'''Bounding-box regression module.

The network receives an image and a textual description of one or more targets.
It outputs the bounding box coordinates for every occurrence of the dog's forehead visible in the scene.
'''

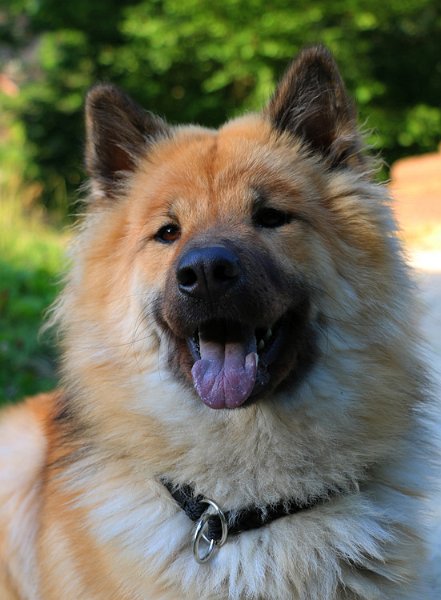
[132,115,309,220]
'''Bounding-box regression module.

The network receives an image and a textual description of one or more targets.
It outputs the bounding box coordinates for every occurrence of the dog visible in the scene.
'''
[0,45,437,599]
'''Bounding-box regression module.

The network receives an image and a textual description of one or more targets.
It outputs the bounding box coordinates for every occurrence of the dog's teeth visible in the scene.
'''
[192,331,200,356]
[265,328,272,341]
[258,340,265,351]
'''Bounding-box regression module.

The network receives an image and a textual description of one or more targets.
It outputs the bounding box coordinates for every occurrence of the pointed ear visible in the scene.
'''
[266,46,364,170]
[85,84,169,197]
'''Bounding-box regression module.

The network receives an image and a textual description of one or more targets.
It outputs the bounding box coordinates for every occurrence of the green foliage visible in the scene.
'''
[1,0,441,208]
[0,189,65,404]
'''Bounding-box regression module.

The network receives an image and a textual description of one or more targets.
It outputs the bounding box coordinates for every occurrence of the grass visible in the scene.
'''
[0,178,67,405]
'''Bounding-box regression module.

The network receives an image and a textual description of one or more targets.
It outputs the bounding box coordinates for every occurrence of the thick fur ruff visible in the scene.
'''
[0,46,437,599]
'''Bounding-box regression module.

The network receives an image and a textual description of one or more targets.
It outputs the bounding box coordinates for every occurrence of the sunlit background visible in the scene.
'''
[1,0,440,402]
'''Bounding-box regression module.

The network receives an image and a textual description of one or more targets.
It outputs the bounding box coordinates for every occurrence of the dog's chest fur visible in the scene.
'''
[34,371,432,600]
[46,448,427,600]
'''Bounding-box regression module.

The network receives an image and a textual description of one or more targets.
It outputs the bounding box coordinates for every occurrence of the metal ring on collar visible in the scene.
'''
[192,497,228,564]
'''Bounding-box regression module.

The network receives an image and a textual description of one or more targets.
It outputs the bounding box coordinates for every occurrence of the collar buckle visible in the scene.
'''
[192,497,228,564]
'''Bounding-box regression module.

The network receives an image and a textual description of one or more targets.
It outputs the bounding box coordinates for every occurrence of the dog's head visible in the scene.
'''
[55,46,418,484]
[77,46,388,412]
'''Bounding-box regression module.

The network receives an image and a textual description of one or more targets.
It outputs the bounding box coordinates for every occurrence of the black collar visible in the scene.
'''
[162,479,344,542]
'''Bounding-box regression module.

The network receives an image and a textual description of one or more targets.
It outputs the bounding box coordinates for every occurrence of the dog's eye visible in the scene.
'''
[155,223,181,244]
[253,207,292,229]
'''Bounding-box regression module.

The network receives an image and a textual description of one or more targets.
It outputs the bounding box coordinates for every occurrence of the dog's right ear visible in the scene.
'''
[266,46,364,170]
[85,84,169,198]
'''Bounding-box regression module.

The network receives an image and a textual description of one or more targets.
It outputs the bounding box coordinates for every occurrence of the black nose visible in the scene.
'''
[176,245,241,300]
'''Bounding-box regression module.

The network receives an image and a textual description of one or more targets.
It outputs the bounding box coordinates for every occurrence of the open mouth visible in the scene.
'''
[186,316,290,409]
[159,239,317,411]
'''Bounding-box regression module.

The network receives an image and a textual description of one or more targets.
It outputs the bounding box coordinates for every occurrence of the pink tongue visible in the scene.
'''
[191,330,258,409]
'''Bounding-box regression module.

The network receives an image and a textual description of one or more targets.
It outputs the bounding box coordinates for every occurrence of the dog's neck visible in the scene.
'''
[162,477,350,541]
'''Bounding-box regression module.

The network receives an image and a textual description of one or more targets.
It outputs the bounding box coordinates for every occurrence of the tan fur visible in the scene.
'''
[0,47,437,599]
[0,394,54,600]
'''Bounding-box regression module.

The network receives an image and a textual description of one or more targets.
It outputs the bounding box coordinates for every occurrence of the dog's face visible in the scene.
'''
[80,46,387,414]
[131,125,321,411]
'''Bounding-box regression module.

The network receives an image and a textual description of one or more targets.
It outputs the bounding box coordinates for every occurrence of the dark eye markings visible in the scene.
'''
[251,187,309,230]
[154,223,181,244]
[252,206,293,229]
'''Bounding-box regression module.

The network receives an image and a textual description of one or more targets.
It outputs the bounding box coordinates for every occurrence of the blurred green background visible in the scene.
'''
[1,0,440,403]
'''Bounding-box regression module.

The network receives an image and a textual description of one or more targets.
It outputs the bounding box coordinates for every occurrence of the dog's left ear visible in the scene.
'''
[266,45,364,170]
[85,84,169,197]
